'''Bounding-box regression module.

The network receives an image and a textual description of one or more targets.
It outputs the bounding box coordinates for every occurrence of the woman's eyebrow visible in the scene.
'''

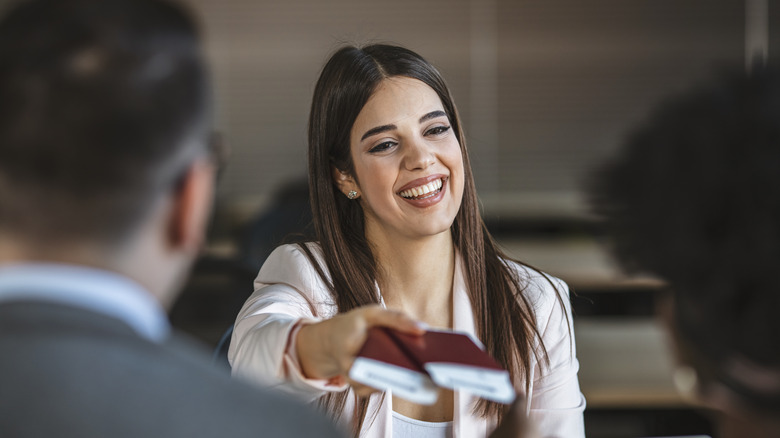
[361,124,396,141]
[419,110,447,124]
[360,110,447,142]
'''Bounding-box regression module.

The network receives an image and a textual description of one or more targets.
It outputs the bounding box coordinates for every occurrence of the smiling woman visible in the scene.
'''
[335,76,464,244]
[228,44,586,438]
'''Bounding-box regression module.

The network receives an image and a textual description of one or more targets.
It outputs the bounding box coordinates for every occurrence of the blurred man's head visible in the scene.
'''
[0,0,215,304]
[591,65,780,423]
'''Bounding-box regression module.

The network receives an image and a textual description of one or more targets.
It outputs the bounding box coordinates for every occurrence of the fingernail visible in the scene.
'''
[415,321,430,330]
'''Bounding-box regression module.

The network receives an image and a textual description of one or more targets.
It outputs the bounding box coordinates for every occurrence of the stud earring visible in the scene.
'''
[347,190,358,200]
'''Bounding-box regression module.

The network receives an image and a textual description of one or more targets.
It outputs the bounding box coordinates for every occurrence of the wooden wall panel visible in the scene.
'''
[0,0,750,220]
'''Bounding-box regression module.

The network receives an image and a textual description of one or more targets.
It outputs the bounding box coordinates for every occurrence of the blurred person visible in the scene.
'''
[590,64,780,437]
[239,176,313,271]
[0,0,344,437]
[229,44,585,437]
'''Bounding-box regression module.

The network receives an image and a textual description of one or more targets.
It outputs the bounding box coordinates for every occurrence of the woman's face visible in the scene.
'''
[337,76,465,243]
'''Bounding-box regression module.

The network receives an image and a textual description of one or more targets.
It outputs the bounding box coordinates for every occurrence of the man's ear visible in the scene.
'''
[167,159,215,252]
[331,165,358,198]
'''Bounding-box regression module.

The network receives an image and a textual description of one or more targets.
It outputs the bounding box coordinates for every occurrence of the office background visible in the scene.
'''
[173,2,771,436]
[184,0,767,220]
[2,0,773,436]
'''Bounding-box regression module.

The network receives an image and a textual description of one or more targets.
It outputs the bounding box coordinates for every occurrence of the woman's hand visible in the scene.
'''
[295,305,425,385]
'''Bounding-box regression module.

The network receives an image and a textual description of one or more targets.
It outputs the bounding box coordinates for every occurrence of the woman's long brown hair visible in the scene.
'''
[303,44,567,436]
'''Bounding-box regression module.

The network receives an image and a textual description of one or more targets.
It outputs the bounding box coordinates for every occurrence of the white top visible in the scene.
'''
[229,243,586,438]
[0,263,170,342]
[392,411,452,438]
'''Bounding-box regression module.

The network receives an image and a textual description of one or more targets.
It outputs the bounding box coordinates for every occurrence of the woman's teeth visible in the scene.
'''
[399,178,443,199]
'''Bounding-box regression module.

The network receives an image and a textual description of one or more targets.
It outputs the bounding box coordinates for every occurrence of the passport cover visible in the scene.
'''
[348,327,515,404]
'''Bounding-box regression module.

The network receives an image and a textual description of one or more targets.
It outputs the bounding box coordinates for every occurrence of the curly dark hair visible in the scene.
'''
[589,64,780,412]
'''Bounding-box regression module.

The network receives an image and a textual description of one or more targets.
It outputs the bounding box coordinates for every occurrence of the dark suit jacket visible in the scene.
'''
[0,301,344,437]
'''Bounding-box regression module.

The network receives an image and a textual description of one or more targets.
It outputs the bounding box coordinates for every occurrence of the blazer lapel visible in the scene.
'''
[451,254,492,437]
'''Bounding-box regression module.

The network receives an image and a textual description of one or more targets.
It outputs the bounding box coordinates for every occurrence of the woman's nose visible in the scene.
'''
[403,139,435,171]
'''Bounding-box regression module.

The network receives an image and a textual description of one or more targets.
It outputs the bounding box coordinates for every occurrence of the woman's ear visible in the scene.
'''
[331,166,359,199]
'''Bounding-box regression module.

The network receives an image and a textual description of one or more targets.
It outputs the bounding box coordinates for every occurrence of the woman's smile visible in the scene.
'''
[398,175,447,201]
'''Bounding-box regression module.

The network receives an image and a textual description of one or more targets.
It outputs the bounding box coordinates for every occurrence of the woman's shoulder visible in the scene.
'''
[502,258,571,326]
[255,242,331,292]
[503,258,569,298]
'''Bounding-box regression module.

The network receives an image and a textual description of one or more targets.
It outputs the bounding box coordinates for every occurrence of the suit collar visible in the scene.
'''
[0,263,170,342]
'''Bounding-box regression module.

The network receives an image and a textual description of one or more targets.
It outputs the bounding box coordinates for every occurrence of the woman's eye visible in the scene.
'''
[426,125,451,136]
[369,141,396,153]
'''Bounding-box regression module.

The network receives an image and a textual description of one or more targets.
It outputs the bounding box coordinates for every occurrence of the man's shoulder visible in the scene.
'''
[155,334,344,437]
[0,302,343,438]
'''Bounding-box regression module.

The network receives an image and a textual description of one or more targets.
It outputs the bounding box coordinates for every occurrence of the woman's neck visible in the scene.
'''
[370,231,455,328]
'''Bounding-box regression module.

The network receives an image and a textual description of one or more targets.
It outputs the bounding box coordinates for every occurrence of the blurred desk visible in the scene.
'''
[575,318,686,408]
[497,236,686,408]
[497,236,661,290]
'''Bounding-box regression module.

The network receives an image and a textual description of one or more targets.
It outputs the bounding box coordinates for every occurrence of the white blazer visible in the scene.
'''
[229,244,586,437]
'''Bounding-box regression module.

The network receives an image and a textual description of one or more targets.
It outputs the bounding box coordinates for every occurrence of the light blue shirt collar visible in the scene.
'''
[0,263,171,342]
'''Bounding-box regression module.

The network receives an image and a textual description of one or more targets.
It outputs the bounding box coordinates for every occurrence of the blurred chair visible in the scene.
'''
[238,177,314,273]
[205,177,315,368]
[169,255,257,355]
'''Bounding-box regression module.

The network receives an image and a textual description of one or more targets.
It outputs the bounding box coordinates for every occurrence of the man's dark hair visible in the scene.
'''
[589,65,780,412]
[0,0,210,245]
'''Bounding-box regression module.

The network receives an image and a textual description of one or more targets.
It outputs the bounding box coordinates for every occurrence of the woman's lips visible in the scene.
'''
[398,177,443,200]
[397,176,447,207]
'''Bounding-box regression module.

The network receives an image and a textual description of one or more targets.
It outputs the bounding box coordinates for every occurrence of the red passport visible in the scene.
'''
[348,327,515,405]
